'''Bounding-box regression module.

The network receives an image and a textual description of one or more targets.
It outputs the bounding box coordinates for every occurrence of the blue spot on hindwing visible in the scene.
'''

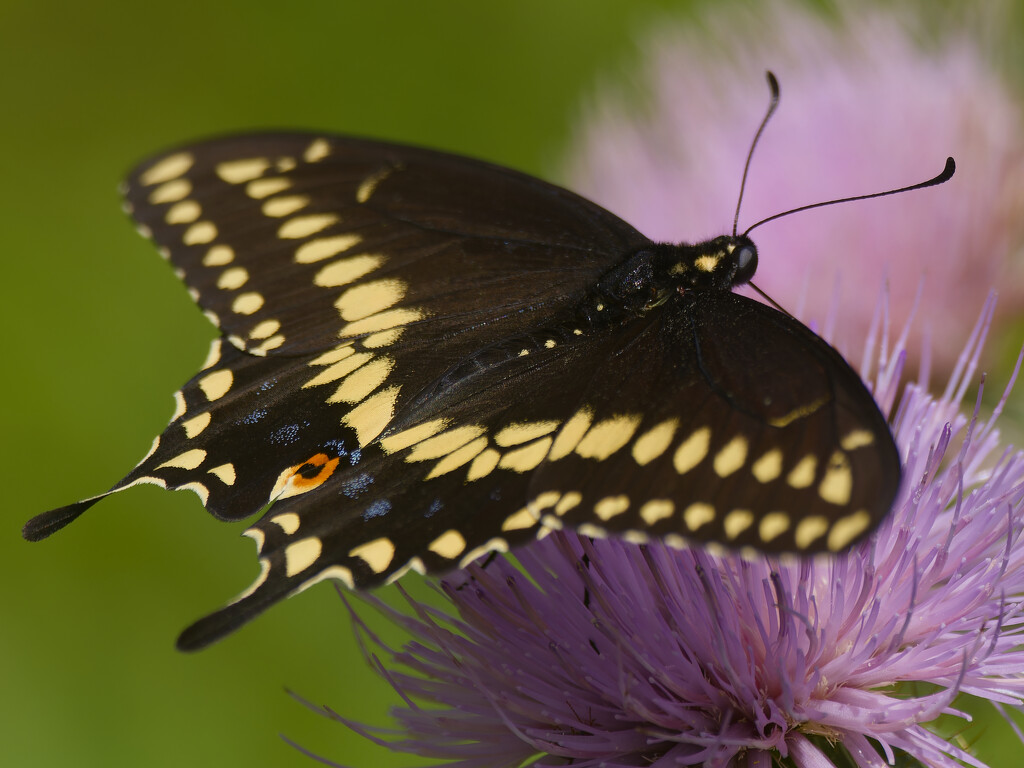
[362,499,391,520]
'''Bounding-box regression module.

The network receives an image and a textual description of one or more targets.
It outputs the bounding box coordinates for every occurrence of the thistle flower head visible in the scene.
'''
[303,297,1024,768]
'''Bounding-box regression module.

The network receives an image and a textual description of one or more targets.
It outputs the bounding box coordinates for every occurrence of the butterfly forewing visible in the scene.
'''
[26,131,903,650]
[124,133,648,356]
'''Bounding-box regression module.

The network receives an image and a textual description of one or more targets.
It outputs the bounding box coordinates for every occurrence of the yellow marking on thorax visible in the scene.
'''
[165,200,201,224]
[278,213,339,239]
[157,448,207,471]
[428,530,466,560]
[494,420,560,447]
[314,253,383,285]
[787,455,817,488]
[216,157,270,184]
[673,426,710,474]
[575,414,642,460]
[148,178,192,204]
[631,419,678,466]
[140,152,194,186]
[694,253,722,272]
[343,386,400,444]
[350,538,395,574]
[713,436,749,477]
[182,412,211,438]
[198,369,233,400]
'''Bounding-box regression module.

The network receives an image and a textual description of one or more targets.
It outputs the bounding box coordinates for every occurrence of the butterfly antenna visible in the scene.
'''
[743,157,956,237]
[733,71,781,237]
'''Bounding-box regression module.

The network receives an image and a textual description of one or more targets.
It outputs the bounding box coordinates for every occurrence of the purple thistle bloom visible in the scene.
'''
[299,298,1024,767]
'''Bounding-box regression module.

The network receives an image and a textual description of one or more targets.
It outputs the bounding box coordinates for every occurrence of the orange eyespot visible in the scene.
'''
[271,452,341,501]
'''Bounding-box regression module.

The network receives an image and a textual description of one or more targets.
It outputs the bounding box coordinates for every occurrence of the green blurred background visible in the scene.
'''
[2,1,1022,766]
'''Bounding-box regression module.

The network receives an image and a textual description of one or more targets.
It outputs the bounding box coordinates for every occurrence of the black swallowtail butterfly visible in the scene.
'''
[24,76,952,651]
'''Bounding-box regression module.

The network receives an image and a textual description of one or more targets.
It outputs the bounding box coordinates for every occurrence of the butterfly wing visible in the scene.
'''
[121,132,648,355]
[25,132,650,539]
[25,132,901,651]
[528,289,900,554]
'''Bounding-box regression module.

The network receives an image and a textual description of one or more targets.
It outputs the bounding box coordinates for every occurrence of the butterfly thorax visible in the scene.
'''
[586,234,759,321]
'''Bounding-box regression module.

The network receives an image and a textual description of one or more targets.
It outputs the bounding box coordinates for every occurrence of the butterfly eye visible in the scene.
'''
[733,242,758,285]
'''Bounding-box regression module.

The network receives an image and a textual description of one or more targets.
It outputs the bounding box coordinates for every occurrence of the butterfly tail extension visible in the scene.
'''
[22,496,108,542]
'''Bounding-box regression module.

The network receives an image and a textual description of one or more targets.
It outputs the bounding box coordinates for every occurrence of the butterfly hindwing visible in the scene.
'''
[528,290,899,554]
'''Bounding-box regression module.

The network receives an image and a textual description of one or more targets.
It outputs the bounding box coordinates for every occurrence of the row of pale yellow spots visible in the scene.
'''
[132,137,875,603]
[136,137,416,361]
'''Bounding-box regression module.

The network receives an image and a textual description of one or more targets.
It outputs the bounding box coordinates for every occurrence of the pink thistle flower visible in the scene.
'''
[299,298,1024,768]
[564,1,1024,372]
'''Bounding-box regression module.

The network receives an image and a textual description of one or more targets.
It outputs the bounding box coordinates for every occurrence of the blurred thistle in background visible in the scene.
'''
[310,2,1024,767]
[566,0,1024,376]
